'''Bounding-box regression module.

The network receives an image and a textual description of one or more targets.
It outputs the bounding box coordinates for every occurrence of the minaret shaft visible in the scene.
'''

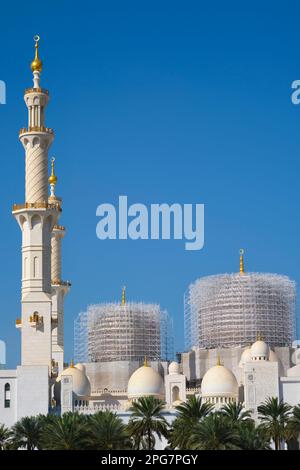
[13,39,59,372]
[51,231,62,282]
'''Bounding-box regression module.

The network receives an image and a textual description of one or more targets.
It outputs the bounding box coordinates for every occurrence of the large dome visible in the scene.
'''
[201,364,238,399]
[58,364,91,397]
[127,365,164,399]
[185,272,296,350]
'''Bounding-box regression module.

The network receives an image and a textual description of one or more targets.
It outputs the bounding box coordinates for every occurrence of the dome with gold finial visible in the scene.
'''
[201,355,238,402]
[31,35,43,73]
[127,359,164,400]
[55,360,91,398]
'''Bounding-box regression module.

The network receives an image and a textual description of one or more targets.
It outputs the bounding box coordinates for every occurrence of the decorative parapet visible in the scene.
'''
[53,224,65,231]
[51,280,72,287]
[186,388,201,394]
[24,87,49,95]
[91,389,127,396]
[75,403,122,414]
[12,202,62,212]
[19,126,54,136]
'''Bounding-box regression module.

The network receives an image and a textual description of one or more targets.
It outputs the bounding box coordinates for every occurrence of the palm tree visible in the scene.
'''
[88,411,130,450]
[11,416,43,450]
[257,397,292,450]
[127,396,168,450]
[169,396,213,449]
[0,424,12,450]
[236,420,271,450]
[188,412,240,450]
[221,402,253,425]
[285,404,300,449]
[41,412,90,450]
[175,395,214,420]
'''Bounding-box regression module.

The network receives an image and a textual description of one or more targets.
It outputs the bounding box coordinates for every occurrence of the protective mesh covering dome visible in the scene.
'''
[184,272,296,350]
[74,302,174,363]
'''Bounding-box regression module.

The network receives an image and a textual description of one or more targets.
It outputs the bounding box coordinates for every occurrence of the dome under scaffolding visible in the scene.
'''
[184,252,296,350]
[74,291,174,363]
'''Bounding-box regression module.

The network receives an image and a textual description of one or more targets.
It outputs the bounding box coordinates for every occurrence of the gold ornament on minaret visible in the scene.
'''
[121,286,126,305]
[31,35,43,73]
[239,248,245,274]
[49,157,57,185]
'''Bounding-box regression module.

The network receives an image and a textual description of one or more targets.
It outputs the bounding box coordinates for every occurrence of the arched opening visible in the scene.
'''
[4,383,10,408]
[172,385,180,403]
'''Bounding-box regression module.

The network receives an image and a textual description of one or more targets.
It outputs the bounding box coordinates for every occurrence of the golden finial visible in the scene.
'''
[121,286,126,305]
[144,356,149,367]
[70,359,74,368]
[239,248,245,274]
[49,157,57,185]
[216,352,222,366]
[257,332,264,341]
[31,35,43,73]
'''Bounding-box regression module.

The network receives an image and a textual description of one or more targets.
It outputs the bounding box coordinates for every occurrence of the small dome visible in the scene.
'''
[201,365,238,399]
[128,365,164,399]
[168,361,180,375]
[75,363,86,373]
[250,340,270,361]
[239,348,252,367]
[58,365,91,397]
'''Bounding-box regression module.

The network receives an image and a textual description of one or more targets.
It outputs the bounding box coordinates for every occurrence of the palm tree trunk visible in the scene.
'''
[148,428,151,450]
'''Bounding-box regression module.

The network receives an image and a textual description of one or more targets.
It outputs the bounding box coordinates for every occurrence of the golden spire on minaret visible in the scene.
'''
[239,248,245,274]
[49,157,57,186]
[31,35,43,73]
[144,356,149,367]
[216,352,222,366]
[121,286,126,305]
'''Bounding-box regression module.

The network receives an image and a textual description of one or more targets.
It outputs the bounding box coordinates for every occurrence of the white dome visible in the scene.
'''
[239,348,252,367]
[250,340,269,361]
[168,361,180,375]
[201,365,238,399]
[75,363,86,373]
[58,365,91,397]
[127,365,164,399]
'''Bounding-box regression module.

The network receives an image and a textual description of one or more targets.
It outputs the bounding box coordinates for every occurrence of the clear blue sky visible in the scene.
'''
[1,1,299,368]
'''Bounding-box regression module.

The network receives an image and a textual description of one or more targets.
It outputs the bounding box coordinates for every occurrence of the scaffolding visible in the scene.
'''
[184,272,296,350]
[74,302,174,363]
[74,312,89,363]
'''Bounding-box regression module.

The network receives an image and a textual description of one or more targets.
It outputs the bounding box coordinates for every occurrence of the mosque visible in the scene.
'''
[0,38,300,450]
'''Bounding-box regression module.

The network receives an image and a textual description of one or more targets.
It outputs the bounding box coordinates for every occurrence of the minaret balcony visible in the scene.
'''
[51,279,72,288]
[29,313,43,328]
[15,318,22,329]
[19,126,54,136]
[12,201,62,213]
[24,87,49,95]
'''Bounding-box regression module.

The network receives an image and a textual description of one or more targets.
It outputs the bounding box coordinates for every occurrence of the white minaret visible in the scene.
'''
[48,158,70,375]
[13,36,59,372]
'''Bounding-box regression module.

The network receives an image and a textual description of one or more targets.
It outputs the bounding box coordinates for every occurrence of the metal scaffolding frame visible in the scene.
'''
[74,302,174,363]
[184,272,296,350]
